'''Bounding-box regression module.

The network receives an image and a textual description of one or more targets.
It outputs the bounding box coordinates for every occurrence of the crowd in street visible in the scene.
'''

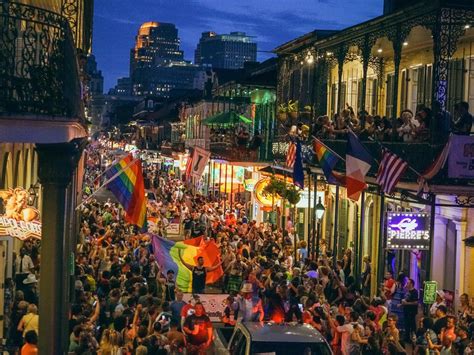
[5,139,474,355]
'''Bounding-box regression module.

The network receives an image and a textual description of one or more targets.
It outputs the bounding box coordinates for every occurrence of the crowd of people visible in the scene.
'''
[4,137,474,355]
[309,101,472,142]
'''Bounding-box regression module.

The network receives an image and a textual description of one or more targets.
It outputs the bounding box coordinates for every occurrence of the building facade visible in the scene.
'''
[273,0,474,303]
[0,1,93,352]
[195,31,257,69]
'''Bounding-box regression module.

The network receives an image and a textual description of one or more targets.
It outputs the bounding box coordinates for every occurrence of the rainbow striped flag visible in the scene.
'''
[152,235,223,292]
[105,154,147,228]
[313,138,344,185]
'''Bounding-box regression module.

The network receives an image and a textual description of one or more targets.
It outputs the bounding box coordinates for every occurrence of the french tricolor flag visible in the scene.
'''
[346,131,374,201]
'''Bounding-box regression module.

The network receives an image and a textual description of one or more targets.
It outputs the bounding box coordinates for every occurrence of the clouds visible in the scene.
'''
[93,0,382,90]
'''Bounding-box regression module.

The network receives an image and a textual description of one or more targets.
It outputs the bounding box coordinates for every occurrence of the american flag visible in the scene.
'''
[376,149,408,194]
[286,142,296,168]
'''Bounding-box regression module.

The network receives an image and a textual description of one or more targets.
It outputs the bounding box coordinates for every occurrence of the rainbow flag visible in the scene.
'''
[313,139,344,184]
[106,154,147,228]
[152,235,223,292]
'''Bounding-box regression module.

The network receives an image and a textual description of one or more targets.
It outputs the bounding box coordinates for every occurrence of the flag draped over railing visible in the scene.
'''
[376,149,408,194]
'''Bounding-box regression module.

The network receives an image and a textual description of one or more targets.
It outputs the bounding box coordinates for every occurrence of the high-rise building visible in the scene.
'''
[130,22,200,97]
[194,31,257,69]
[130,22,184,74]
[86,54,104,94]
[110,77,133,96]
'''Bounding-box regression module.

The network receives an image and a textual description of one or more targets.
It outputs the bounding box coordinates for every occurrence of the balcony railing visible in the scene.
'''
[209,141,259,162]
[272,134,451,183]
[0,2,83,119]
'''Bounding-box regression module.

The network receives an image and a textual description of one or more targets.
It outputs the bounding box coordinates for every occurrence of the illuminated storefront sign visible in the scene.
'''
[386,212,430,250]
[0,188,41,240]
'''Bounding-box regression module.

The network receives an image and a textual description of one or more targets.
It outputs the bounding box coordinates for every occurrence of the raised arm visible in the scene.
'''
[178,249,194,271]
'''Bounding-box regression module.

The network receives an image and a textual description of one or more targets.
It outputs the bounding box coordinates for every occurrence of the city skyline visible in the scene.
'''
[93,0,382,91]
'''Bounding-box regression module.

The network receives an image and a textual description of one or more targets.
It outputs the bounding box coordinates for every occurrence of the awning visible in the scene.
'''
[259,165,293,179]
[202,111,252,126]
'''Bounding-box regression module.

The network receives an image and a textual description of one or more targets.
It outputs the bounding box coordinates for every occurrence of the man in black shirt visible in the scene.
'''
[183,302,213,353]
[178,253,224,294]
[400,278,418,341]
[164,269,176,302]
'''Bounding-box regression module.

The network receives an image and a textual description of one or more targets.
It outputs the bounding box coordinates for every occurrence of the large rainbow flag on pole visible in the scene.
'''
[152,235,223,292]
[105,154,147,228]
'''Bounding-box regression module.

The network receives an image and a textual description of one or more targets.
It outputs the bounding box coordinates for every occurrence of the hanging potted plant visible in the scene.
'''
[277,103,288,121]
[263,176,287,198]
[300,105,312,120]
[287,100,299,120]
[283,185,301,206]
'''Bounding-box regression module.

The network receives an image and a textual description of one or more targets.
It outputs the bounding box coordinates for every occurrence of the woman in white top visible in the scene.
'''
[397,110,419,142]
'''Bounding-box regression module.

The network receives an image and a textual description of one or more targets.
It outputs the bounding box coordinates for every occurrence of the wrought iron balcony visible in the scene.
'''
[320,139,445,182]
[271,134,453,183]
[210,141,259,162]
[0,2,83,120]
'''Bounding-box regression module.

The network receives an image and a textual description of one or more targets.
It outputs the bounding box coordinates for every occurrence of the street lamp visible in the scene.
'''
[315,197,325,258]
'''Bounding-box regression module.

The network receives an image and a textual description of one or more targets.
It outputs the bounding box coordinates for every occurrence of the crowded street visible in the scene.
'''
[1,0,474,354]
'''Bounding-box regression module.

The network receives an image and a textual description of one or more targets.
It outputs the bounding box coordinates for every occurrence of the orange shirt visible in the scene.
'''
[21,343,38,355]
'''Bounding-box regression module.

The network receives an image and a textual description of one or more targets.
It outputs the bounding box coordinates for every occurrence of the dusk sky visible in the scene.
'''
[93,0,383,91]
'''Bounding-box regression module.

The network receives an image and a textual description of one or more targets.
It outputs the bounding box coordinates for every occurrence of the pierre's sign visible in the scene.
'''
[386,212,430,250]
[448,135,474,179]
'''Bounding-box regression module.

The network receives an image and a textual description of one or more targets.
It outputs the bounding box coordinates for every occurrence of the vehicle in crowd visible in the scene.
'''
[214,322,333,355]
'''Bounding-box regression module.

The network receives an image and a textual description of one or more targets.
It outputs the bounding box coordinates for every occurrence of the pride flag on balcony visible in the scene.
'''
[105,154,147,228]
[151,235,223,292]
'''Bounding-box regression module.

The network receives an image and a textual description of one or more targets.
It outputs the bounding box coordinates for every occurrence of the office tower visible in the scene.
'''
[194,31,257,69]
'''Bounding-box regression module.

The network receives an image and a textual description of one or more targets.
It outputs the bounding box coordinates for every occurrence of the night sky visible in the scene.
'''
[93,0,383,91]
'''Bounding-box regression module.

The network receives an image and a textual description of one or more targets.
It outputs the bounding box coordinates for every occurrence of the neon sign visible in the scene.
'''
[386,212,430,250]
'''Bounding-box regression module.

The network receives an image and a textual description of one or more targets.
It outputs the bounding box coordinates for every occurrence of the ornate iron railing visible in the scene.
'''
[0,1,83,119]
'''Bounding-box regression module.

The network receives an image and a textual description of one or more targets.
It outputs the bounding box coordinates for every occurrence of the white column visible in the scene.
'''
[454,220,467,309]
[432,217,447,288]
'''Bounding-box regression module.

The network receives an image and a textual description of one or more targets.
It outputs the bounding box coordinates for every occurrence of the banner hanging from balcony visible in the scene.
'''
[386,212,431,250]
[191,147,211,179]
[448,135,474,179]
[0,188,41,240]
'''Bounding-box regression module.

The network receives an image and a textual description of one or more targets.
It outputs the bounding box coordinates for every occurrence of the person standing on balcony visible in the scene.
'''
[453,101,473,135]
[397,110,419,142]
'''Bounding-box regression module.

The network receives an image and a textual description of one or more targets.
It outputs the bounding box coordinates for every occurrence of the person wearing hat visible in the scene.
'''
[430,290,446,318]
[22,274,38,305]
[237,283,264,322]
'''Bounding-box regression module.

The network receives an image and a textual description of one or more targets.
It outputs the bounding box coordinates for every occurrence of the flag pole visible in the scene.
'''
[76,157,139,210]
[311,136,346,162]
[367,137,422,177]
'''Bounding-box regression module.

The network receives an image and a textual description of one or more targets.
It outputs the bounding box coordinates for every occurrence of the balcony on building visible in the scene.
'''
[274,0,474,187]
[0,1,88,144]
[183,78,276,163]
